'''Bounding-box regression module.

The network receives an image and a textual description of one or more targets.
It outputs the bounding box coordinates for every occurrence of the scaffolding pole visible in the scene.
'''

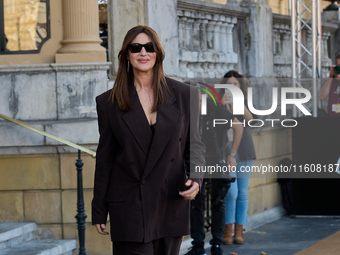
[290,0,322,117]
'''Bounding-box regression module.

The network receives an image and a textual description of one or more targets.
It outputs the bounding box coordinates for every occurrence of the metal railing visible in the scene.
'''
[0,113,94,255]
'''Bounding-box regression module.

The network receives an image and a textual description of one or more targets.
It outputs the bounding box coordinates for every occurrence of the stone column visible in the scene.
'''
[186,18,195,51]
[179,61,188,78]
[207,20,216,50]
[178,14,187,50]
[146,0,179,77]
[282,27,291,59]
[321,32,332,78]
[226,23,234,54]
[107,0,179,78]
[282,29,292,77]
[214,19,222,52]
[56,0,106,63]
[220,21,228,55]
[272,26,280,56]
[193,20,201,52]
[245,0,274,77]
[322,32,331,61]
[200,20,208,51]
[202,62,209,78]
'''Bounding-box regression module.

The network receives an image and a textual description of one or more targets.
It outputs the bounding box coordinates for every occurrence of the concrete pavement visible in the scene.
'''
[182,216,340,255]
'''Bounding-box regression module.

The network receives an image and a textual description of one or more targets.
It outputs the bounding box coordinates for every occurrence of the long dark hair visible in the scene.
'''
[222,70,247,97]
[109,25,167,112]
[336,52,340,61]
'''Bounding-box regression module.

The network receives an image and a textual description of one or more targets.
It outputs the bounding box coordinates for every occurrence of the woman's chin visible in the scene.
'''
[133,67,154,74]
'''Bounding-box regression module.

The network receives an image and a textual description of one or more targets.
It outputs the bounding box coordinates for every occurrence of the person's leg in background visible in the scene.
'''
[224,147,240,245]
[233,159,252,244]
[210,178,226,254]
[234,160,252,225]
[185,179,206,255]
[223,178,237,244]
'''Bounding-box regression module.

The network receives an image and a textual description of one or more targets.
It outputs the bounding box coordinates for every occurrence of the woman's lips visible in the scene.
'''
[138,59,149,63]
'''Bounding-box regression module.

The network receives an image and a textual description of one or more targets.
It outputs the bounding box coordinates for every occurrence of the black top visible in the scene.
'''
[150,123,156,136]
[233,101,256,161]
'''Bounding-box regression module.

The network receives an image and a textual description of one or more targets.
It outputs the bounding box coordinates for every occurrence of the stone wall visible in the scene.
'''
[0,62,110,254]
[0,153,111,254]
[248,128,292,217]
[0,63,109,150]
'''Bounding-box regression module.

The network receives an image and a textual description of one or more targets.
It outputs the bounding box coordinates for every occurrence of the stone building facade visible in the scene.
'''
[0,0,339,254]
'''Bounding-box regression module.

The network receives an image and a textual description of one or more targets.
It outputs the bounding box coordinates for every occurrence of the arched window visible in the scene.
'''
[0,0,50,54]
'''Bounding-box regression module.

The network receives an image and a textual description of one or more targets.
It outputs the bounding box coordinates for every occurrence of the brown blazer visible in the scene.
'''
[92,77,205,243]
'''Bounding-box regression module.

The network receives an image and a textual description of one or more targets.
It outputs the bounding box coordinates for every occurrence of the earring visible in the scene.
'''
[127,60,130,72]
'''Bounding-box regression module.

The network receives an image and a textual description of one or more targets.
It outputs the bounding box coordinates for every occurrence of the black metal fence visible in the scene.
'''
[75,150,87,255]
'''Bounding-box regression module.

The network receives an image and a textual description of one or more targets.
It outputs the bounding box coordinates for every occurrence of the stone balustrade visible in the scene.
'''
[273,22,292,78]
[177,10,238,79]
[273,14,333,78]
[321,31,332,78]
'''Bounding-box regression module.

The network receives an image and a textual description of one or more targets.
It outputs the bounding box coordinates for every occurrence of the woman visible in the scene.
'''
[222,70,256,245]
[91,25,205,255]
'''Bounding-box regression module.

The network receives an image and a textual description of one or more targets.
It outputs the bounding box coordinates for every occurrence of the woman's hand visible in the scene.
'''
[94,224,109,235]
[222,92,232,105]
[227,154,237,169]
[179,179,199,200]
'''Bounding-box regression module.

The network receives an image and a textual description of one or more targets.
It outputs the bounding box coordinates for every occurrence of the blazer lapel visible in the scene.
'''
[142,92,180,179]
[122,85,152,156]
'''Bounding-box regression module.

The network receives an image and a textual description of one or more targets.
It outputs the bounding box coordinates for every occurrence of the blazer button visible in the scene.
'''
[179,137,182,141]
[141,180,146,185]
[171,157,176,162]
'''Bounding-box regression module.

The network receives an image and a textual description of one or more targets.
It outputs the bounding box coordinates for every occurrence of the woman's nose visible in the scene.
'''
[140,47,147,55]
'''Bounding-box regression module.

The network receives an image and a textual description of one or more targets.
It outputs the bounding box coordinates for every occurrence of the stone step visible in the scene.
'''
[0,222,36,250]
[0,239,77,255]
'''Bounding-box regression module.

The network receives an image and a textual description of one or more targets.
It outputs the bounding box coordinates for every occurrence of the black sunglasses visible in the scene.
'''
[128,43,155,53]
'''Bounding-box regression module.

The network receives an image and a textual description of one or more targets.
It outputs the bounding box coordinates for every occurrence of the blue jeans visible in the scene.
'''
[225,149,252,225]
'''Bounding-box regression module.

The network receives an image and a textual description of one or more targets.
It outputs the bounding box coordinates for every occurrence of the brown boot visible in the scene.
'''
[234,224,245,244]
[223,224,233,245]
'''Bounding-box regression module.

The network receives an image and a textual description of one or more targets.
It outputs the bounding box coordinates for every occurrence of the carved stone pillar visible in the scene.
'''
[193,21,201,51]
[186,18,194,51]
[207,20,216,50]
[187,63,195,78]
[178,15,187,50]
[282,29,291,59]
[220,22,228,55]
[214,19,222,52]
[272,26,280,56]
[246,0,273,77]
[194,63,204,78]
[226,23,234,53]
[200,20,208,51]
[56,0,106,63]
[208,63,216,78]
[202,62,209,78]
[322,32,331,61]
[179,61,188,78]
[322,32,332,78]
